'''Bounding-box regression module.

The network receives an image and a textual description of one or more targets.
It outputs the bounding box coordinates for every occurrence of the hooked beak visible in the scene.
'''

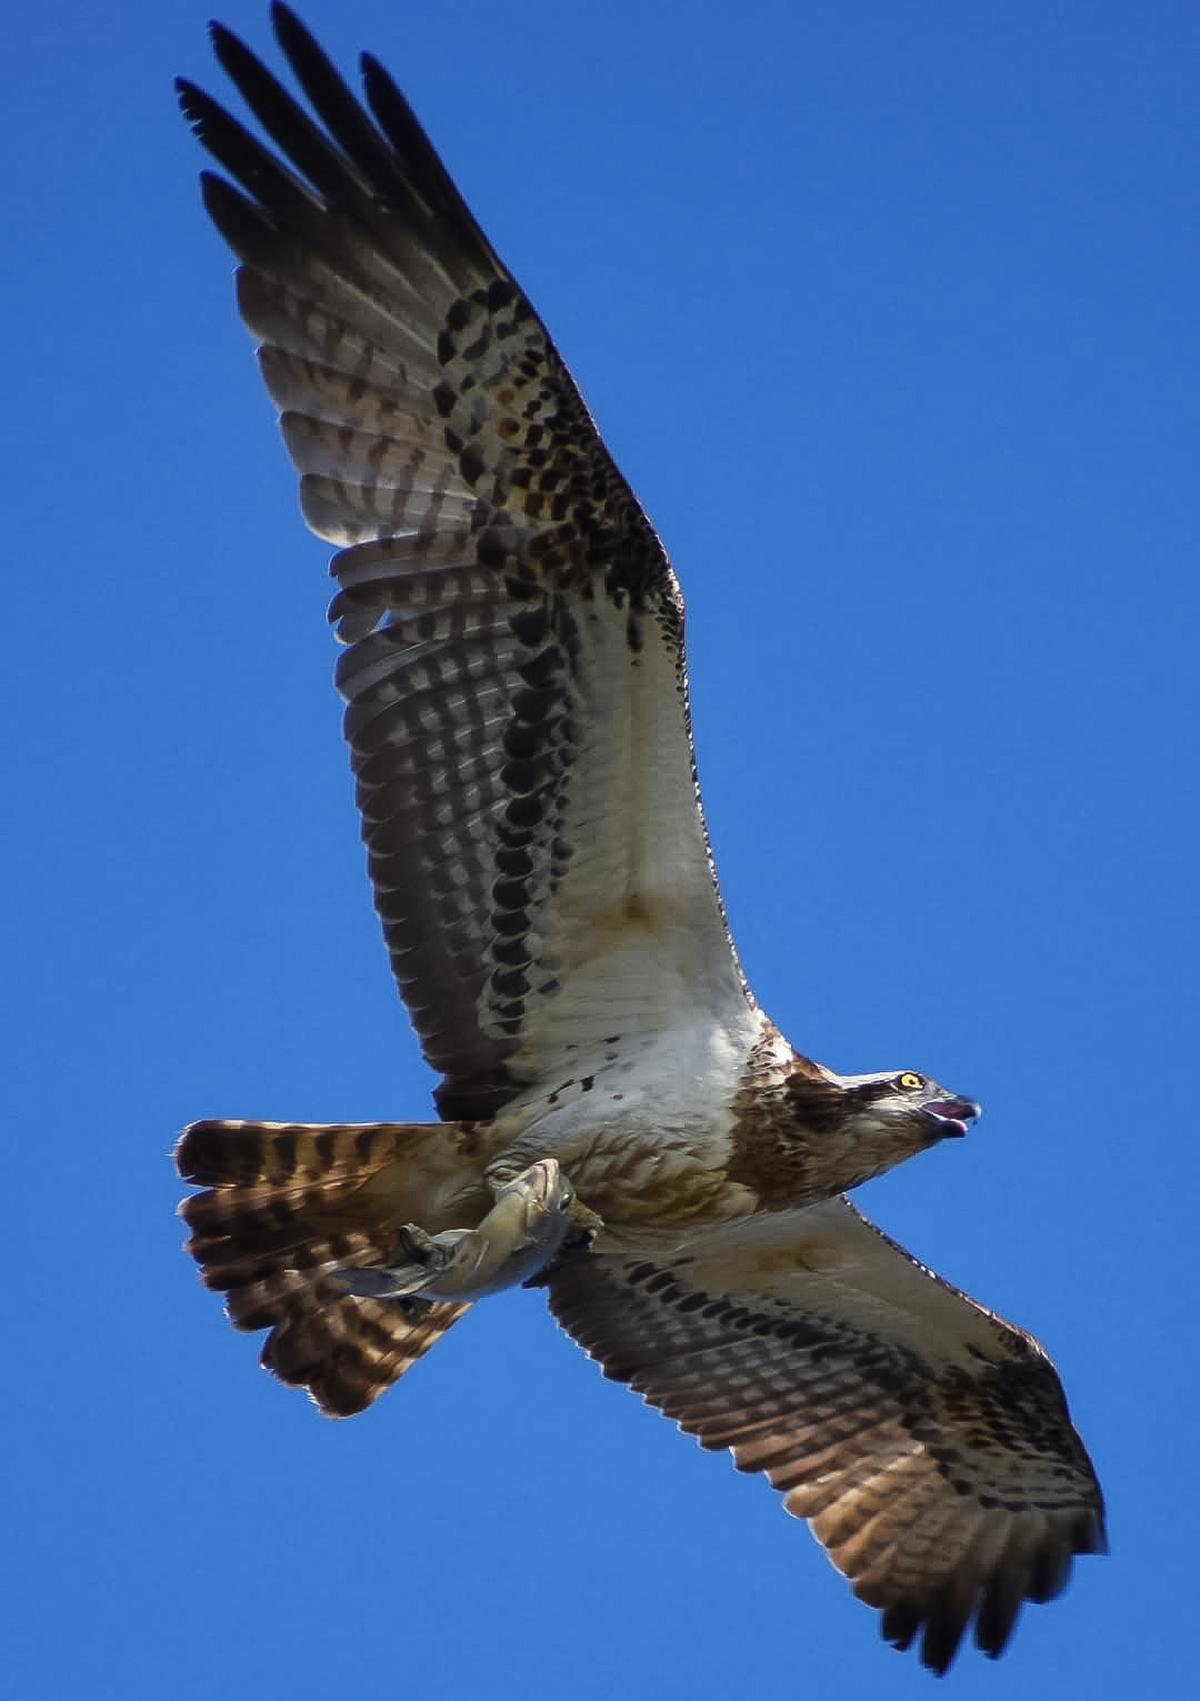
[922,1097,982,1139]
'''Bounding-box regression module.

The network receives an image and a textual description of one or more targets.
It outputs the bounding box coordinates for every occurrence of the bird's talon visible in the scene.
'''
[567,1195,604,1240]
[395,1222,439,1265]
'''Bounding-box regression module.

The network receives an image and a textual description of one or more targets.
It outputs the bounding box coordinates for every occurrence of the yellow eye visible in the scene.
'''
[897,1072,924,1091]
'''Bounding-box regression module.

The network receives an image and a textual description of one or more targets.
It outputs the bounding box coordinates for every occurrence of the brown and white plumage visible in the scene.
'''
[547,1202,1103,1672]
[179,6,749,1128]
[175,6,1104,1673]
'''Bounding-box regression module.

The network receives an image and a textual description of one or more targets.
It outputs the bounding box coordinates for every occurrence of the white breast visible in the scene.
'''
[499,1000,765,1173]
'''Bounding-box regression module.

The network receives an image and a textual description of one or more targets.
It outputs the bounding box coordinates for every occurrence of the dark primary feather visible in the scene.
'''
[178,3,745,1125]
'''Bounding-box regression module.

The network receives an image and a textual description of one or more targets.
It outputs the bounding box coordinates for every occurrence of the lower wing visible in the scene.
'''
[546,1197,1105,1673]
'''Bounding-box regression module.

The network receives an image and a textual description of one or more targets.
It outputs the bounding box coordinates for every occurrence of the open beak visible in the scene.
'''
[922,1097,982,1138]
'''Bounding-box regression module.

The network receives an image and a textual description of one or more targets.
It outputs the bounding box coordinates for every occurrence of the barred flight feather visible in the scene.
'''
[547,1201,1104,1675]
[178,5,749,1124]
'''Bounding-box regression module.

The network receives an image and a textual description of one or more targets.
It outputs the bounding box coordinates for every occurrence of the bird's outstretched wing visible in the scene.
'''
[547,1198,1105,1674]
[179,5,750,1121]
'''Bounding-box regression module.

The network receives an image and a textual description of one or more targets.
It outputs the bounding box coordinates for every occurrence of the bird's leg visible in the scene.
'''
[521,1195,603,1290]
[332,1224,468,1301]
[563,1194,604,1241]
[392,1222,442,1266]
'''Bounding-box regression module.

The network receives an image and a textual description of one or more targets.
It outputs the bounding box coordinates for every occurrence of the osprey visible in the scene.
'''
[175,5,1105,1675]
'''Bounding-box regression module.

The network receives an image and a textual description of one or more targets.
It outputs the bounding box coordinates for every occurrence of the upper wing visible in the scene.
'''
[546,1198,1105,1674]
[180,6,750,1120]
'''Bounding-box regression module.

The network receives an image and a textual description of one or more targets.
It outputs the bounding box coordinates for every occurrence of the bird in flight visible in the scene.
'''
[175,5,1105,1674]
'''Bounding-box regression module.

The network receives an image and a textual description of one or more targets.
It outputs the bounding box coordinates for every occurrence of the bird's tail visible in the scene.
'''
[175,1118,493,1416]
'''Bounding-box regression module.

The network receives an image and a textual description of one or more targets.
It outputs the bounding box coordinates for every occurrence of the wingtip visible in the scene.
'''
[175,75,204,126]
[270,0,321,68]
[919,1600,972,1676]
[1086,1511,1110,1558]
[904,1629,960,1676]
[269,0,303,39]
[879,1602,919,1654]
[360,49,409,121]
[208,16,265,85]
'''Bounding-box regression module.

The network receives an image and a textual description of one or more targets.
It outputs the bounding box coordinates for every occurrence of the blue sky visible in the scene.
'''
[5,1,1197,1694]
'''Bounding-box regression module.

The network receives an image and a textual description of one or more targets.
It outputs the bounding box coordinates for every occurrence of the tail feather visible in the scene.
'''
[177,1117,473,1188]
[176,1117,491,1416]
[259,1275,466,1418]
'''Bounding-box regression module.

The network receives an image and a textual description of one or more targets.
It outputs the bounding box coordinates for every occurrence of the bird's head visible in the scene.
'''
[782,1065,982,1196]
[837,1069,982,1144]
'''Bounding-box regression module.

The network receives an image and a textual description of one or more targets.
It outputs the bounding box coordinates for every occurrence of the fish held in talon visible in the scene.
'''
[333,1158,580,1302]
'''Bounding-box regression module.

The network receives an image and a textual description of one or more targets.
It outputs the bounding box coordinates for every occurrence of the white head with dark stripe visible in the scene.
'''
[828,1068,982,1143]
[813,1066,981,1183]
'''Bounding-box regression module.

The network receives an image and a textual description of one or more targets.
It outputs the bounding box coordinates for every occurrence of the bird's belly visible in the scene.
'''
[563,1127,755,1225]
[489,1022,759,1225]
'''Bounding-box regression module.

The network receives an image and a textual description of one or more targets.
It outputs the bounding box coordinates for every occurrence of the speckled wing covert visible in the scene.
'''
[177,4,749,1122]
[547,1199,1105,1675]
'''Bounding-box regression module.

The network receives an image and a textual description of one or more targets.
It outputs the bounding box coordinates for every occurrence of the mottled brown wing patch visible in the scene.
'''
[180,9,747,1121]
[547,1206,1104,1674]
